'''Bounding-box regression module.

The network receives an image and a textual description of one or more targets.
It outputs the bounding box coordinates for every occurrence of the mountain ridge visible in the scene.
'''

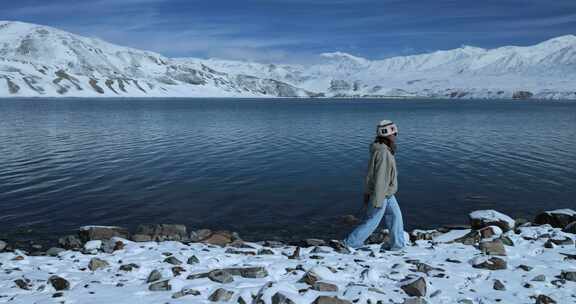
[1,21,575,99]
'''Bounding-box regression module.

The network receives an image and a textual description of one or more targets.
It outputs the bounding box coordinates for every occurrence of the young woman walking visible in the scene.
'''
[344,120,407,250]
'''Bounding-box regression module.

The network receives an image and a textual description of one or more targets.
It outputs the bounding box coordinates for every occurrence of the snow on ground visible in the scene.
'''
[1,225,575,304]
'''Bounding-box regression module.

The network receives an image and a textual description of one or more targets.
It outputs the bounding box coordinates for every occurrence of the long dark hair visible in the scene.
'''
[374,136,396,155]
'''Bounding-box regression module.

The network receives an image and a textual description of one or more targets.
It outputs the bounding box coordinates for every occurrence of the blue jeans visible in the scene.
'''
[344,195,407,250]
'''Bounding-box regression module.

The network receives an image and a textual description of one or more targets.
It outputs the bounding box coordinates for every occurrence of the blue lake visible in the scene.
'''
[0,98,575,241]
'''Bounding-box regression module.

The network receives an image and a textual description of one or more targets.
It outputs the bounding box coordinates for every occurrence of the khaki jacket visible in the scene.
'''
[364,142,398,208]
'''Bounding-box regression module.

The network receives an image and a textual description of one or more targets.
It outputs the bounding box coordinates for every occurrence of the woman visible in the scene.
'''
[344,120,407,250]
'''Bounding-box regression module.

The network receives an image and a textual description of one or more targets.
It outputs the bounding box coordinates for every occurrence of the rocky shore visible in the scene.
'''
[1,209,575,304]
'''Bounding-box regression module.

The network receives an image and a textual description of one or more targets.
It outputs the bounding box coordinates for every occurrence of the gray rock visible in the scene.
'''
[235,267,268,278]
[500,236,515,246]
[258,248,275,255]
[563,221,576,234]
[172,288,200,299]
[299,270,320,285]
[534,209,576,229]
[452,231,481,245]
[131,234,152,242]
[187,255,200,264]
[472,257,507,270]
[58,235,82,250]
[147,270,162,283]
[88,258,109,271]
[48,275,70,291]
[410,230,442,242]
[208,288,234,302]
[493,279,506,290]
[518,264,533,271]
[190,229,213,242]
[549,237,574,246]
[14,278,30,290]
[0,240,6,251]
[328,240,351,254]
[403,298,429,304]
[208,269,234,283]
[79,226,130,242]
[46,247,66,257]
[560,271,576,282]
[479,240,507,256]
[119,263,139,271]
[164,256,182,265]
[136,224,188,242]
[469,210,515,232]
[149,280,171,291]
[201,231,235,246]
[313,296,351,304]
[312,281,339,292]
[532,275,546,282]
[303,238,326,247]
[400,276,427,297]
[272,292,296,304]
[535,294,557,304]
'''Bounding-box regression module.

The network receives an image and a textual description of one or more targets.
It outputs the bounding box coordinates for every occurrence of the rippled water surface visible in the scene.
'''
[1,98,575,241]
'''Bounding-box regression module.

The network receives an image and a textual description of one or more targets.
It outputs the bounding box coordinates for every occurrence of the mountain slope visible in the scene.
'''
[1,21,575,99]
[0,21,316,98]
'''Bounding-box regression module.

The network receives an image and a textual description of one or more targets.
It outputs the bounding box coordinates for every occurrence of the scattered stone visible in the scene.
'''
[469,210,515,232]
[445,258,462,263]
[48,275,70,291]
[88,258,109,271]
[79,225,130,242]
[500,236,515,246]
[563,221,576,234]
[367,229,390,244]
[479,239,507,256]
[410,229,442,242]
[472,257,507,270]
[149,280,171,291]
[549,237,574,246]
[131,234,152,242]
[532,275,546,282]
[52,292,64,298]
[534,209,576,229]
[208,269,234,283]
[208,288,234,302]
[452,230,480,245]
[164,256,182,265]
[135,224,188,242]
[119,263,139,271]
[313,296,352,304]
[202,231,235,246]
[313,281,339,292]
[258,248,275,255]
[172,288,200,299]
[303,238,326,247]
[222,267,269,278]
[190,229,213,242]
[147,270,162,283]
[46,247,66,257]
[430,290,442,298]
[14,278,30,290]
[328,240,351,254]
[272,292,296,304]
[289,247,300,259]
[560,270,576,282]
[172,266,186,276]
[58,235,82,250]
[517,264,533,271]
[535,294,557,304]
[187,255,200,264]
[403,298,429,304]
[493,279,506,290]
[225,248,256,255]
[478,226,502,239]
[400,276,427,297]
[299,270,320,285]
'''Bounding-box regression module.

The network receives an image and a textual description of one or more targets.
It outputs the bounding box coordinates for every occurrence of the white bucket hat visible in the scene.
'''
[376,120,398,137]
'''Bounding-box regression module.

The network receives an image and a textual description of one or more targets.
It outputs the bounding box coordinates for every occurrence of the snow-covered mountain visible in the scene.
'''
[1,21,575,99]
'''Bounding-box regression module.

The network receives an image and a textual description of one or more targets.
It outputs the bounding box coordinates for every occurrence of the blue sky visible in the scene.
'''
[1,0,575,63]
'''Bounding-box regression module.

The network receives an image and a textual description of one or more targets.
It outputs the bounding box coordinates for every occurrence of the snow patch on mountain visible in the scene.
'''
[1,21,575,99]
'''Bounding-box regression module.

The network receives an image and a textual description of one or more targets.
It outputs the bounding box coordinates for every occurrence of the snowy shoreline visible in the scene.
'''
[1,209,575,304]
